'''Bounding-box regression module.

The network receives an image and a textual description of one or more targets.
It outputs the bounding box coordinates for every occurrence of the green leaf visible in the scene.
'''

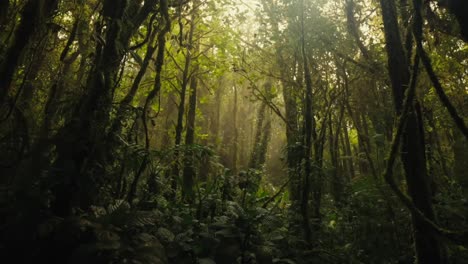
[157,227,175,242]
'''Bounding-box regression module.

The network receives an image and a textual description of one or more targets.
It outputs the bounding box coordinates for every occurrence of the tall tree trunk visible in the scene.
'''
[51,0,160,215]
[172,5,196,197]
[249,102,267,169]
[51,0,129,215]
[161,94,177,148]
[264,0,301,203]
[341,122,355,181]
[182,58,199,203]
[340,64,355,181]
[119,0,172,204]
[249,92,272,171]
[378,0,444,262]
[300,0,313,243]
[258,115,271,167]
[42,19,80,137]
[282,81,301,202]
[330,103,345,205]
[232,84,238,174]
[312,114,326,229]
[14,20,81,194]
[210,78,223,149]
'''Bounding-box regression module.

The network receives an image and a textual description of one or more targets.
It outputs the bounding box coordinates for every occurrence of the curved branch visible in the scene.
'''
[383,0,468,245]
[142,0,171,149]
[416,44,468,139]
[412,0,468,139]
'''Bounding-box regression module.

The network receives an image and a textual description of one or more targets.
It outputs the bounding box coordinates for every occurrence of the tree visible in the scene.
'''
[50,0,162,214]
[378,0,444,261]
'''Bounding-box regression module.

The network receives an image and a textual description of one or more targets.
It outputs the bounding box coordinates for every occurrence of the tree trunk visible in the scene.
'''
[300,0,313,242]
[258,115,271,167]
[108,29,158,140]
[182,60,199,203]
[249,102,267,169]
[50,0,160,214]
[266,2,301,203]
[379,0,444,262]
[341,122,355,181]
[330,103,345,205]
[249,93,272,171]
[172,5,196,197]
[0,0,58,107]
[232,84,238,174]
[210,78,224,149]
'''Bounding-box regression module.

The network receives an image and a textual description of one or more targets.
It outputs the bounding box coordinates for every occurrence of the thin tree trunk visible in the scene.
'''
[340,123,354,182]
[300,0,313,243]
[161,94,177,149]
[232,84,238,174]
[182,59,199,203]
[171,5,196,197]
[210,78,223,149]
[330,103,345,205]
[108,29,158,140]
[258,114,271,167]
[125,0,172,204]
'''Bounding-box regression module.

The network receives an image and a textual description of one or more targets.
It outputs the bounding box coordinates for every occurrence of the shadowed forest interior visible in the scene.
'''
[0,0,468,263]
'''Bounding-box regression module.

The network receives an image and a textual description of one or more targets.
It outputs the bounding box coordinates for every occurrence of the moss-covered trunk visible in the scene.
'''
[379,0,444,262]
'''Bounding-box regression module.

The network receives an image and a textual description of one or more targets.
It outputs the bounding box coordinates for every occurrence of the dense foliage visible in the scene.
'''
[0,0,467,263]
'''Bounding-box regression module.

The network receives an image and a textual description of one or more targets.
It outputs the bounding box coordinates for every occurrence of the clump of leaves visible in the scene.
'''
[35,199,167,264]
